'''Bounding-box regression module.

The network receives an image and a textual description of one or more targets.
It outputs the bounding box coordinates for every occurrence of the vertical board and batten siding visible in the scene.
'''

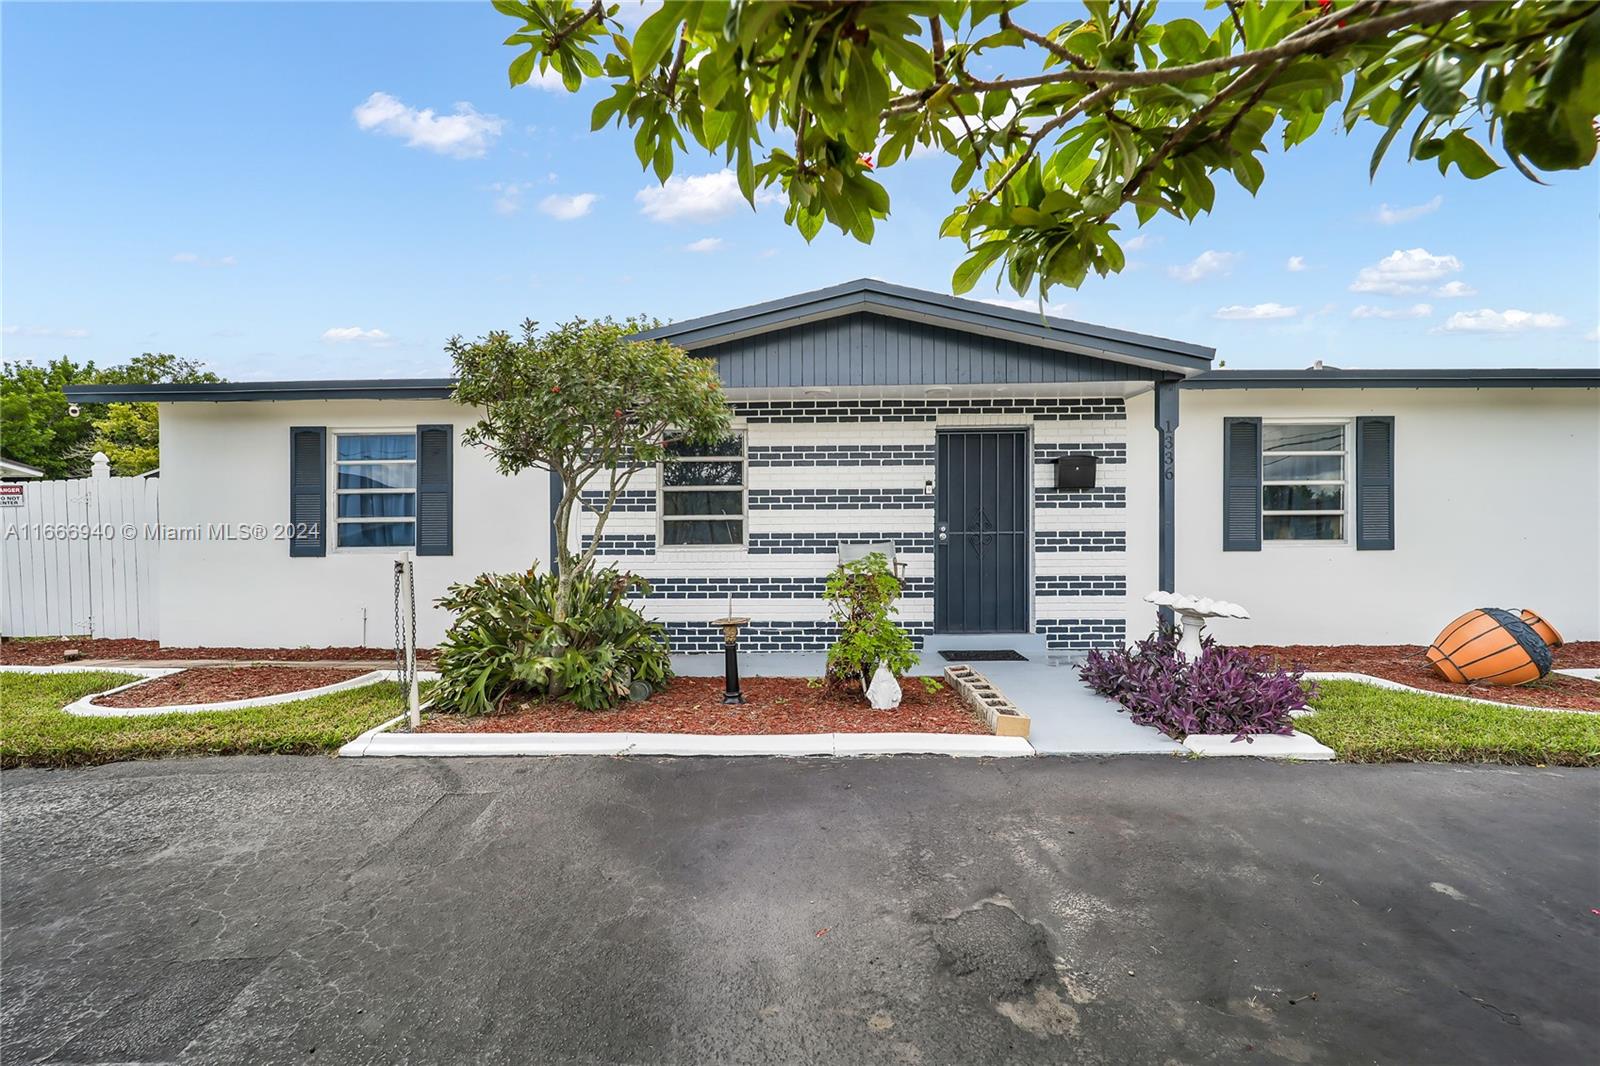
[0,475,160,638]
[698,312,1165,388]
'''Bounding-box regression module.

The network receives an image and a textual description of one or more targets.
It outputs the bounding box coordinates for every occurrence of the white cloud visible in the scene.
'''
[1440,309,1568,333]
[1349,248,1462,295]
[1351,303,1433,320]
[1587,326,1599,342]
[1213,302,1298,321]
[684,237,725,253]
[1286,256,1307,272]
[1375,195,1443,225]
[321,326,392,344]
[172,252,236,267]
[1124,233,1158,252]
[523,66,568,92]
[1168,250,1238,283]
[1434,280,1477,298]
[353,91,503,159]
[491,182,527,215]
[538,192,598,220]
[2,325,90,338]
[636,169,776,223]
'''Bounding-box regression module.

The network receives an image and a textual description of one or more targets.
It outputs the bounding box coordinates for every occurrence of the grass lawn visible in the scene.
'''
[0,671,409,769]
[1296,680,1600,767]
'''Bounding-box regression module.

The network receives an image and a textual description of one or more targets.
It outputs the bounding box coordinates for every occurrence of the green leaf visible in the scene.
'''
[1159,18,1208,64]
[631,6,682,80]
[1009,205,1054,228]
[509,50,536,88]
[1233,151,1265,195]
[1419,51,1468,116]
[951,241,1009,294]
[1438,130,1502,179]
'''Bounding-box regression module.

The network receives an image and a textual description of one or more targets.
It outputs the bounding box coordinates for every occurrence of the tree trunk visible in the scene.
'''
[552,486,574,623]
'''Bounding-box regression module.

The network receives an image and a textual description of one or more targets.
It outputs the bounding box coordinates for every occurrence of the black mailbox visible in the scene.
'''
[1054,454,1097,490]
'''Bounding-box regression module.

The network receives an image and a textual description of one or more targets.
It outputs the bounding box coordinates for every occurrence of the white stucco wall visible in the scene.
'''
[158,400,548,648]
[1173,387,1600,645]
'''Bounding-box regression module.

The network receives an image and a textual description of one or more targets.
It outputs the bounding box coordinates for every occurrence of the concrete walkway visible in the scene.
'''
[673,651,1179,756]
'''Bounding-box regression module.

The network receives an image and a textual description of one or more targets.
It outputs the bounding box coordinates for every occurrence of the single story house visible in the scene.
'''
[67,279,1600,652]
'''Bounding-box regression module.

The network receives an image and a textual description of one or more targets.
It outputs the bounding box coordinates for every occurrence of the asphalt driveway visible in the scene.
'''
[2,755,1595,1065]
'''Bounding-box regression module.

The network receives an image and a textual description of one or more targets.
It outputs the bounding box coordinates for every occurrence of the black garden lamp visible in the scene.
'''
[709,614,751,704]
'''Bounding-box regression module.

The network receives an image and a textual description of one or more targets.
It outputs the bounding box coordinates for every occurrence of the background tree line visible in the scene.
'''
[0,353,220,478]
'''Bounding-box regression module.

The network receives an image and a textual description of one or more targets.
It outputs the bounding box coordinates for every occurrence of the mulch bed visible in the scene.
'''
[1245,642,1600,712]
[90,666,369,708]
[418,675,987,735]
[0,638,434,666]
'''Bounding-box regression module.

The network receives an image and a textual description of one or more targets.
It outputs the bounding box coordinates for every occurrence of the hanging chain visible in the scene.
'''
[392,560,416,702]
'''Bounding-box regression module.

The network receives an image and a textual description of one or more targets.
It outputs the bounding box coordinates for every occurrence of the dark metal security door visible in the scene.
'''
[935,430,1029,633]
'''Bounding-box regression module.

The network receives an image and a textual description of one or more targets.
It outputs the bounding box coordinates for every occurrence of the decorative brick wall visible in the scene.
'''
[573,394,1134,653]
[1035,617,1126,650]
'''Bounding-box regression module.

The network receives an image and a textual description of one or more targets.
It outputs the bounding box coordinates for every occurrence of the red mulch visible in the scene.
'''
[0,638,434,666]
[418,675,987,735]
[1245,642,1600,712]
[90,666,368,708]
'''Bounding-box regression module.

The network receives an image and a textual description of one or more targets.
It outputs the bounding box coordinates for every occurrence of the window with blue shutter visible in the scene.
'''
[1355,416,1396,550]
[415,424,453,556]
[289,426,327,557]
[1222,418,1262,551]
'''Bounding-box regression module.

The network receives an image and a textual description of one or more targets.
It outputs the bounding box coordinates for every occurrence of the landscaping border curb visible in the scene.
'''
[0,664,434,718]
[340,728,1035,759]
[1182,732,1335,760]
[1303,671,1595,716]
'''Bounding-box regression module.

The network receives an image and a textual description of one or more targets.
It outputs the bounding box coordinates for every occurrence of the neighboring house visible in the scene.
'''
[0,456,46,480]
[64,279,1599,650]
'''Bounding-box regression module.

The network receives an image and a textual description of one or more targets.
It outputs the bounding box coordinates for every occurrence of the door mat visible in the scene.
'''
[938,649,1028,662]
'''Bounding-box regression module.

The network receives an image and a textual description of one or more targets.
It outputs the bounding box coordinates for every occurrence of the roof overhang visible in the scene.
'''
[633,278,1215,377]
[1183,368,1600,390]
[63,379,457,404]
[0,457,45,478]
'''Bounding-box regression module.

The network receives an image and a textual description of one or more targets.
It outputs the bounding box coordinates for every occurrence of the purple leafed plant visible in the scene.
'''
[1078,622,1314,741]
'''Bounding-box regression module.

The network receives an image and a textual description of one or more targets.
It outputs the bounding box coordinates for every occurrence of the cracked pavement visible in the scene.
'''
[2,755,1595,1064]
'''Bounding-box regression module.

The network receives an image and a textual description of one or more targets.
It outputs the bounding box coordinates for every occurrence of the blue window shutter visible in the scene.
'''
[1222,417,1262,551]
[1355,416,1395,550]
[416,424,453,556]
[289,426,326,557]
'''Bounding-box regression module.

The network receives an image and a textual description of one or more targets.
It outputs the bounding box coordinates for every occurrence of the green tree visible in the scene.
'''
[448,317,731,621]
[88,404,160,475]
[496,0,1599,298]
[0,358,98,479]
[0,353,220,477]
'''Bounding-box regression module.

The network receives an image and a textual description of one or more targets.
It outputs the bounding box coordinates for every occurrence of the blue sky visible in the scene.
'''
[4,1,1597,380]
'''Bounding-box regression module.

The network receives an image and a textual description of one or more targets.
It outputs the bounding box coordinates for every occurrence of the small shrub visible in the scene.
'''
[823,552,919,689]
[1078,622,1313,739]
[434,564,672,714]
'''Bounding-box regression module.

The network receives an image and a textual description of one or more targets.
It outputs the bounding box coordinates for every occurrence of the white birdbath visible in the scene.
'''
[1145,591,1250,660]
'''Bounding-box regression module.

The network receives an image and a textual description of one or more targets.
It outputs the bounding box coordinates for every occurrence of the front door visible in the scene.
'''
[934,429,1029,634]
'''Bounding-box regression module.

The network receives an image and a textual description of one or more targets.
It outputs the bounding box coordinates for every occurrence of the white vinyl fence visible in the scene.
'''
[1,455,160,639]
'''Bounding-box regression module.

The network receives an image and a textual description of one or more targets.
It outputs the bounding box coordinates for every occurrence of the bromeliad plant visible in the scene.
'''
[1079,622,1312,740]
[823,552,919,690]
[434,564,672,713]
